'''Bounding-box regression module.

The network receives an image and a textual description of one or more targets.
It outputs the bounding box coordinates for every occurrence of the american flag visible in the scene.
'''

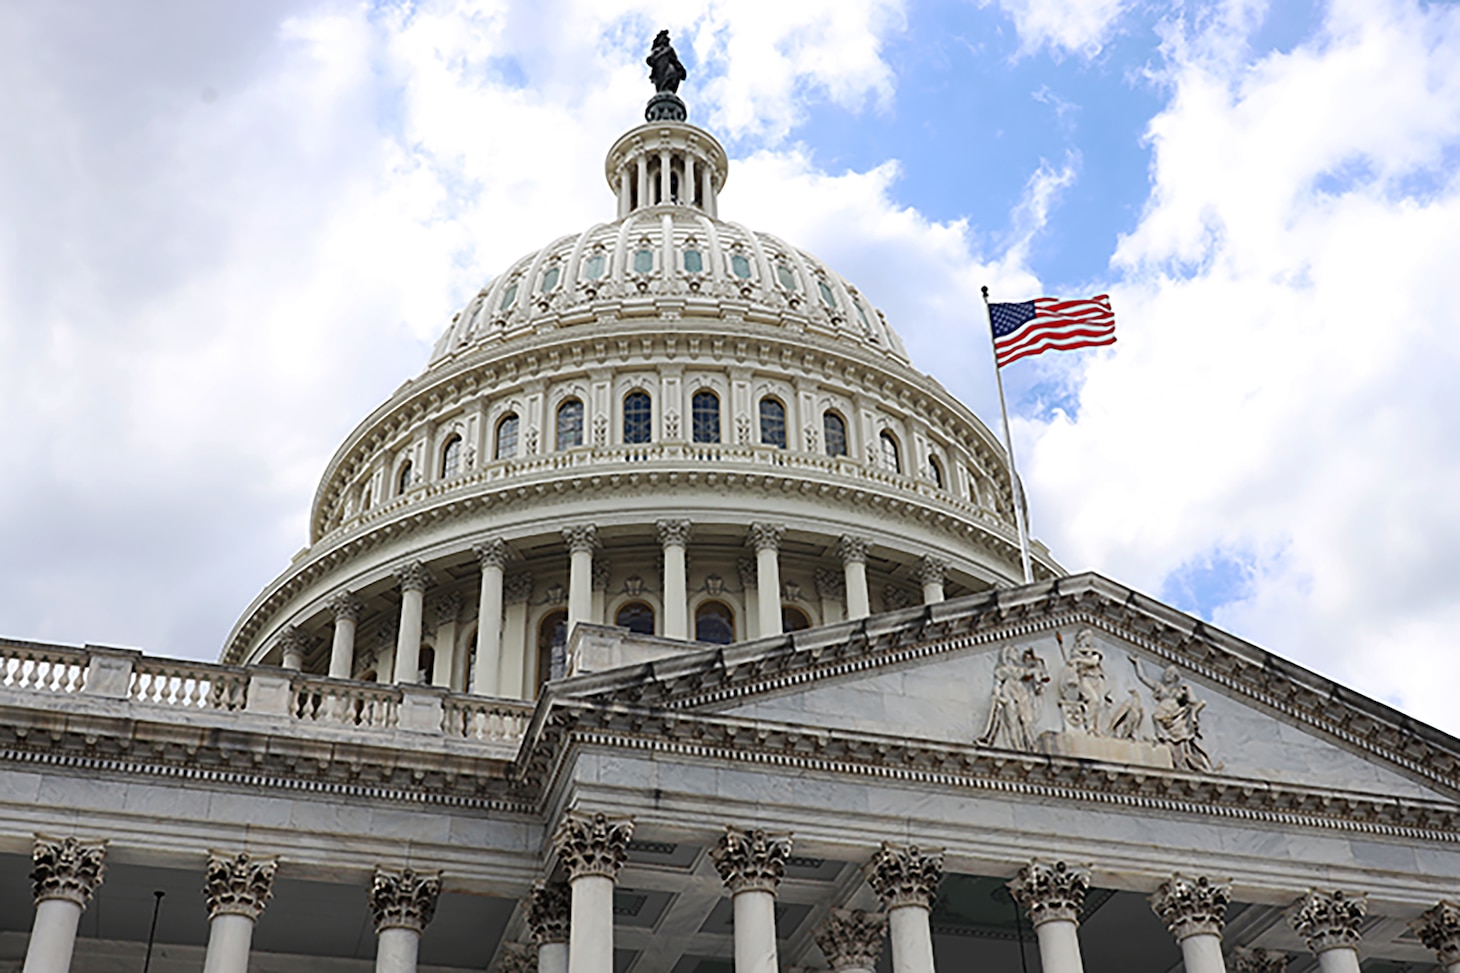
[988,294,1116,368]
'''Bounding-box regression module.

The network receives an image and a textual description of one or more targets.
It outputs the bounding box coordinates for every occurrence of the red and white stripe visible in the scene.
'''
[995,295,1116,367]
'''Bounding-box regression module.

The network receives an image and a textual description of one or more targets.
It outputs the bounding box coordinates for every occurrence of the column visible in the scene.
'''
[866,843,944,973]
[563,525,598,636]
[1231,948,1290,973]
[473,540,509,696]
[1151,874,1232,973]
[277,626,305,671]
[553,811,634,973]
[685,154,696,208]
[393,561,432,685]
[1414,901,1460,973]
[201,852,278,973]
[749,523,784,637]
[711,827,792,973]
[501,573,534,700]
[636,156,648,211]
[22,836,106,973]
[528,880,571,973]
[328,593,361,679]
[915,556,946,605]
[369,866,442,973]
[1008,859,1091,973]
[429,592,462,689]
[737,558,759,640]
[1290,889,1366,973]
[618,168,631,218]
[814,909,888,973]
[591,559,612,626]
[658,520,691,639]
[659,149,671,205]
[838,536,871,619]
[814,569,846,625]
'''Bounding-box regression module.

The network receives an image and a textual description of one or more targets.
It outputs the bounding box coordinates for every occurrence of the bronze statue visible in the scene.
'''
[647,30,687,94]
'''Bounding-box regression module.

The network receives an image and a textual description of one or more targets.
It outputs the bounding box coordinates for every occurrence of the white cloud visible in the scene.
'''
[986,0,1128,57]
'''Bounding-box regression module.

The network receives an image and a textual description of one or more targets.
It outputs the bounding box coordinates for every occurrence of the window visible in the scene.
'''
[360,485,372,510]
[730,254,752,279]
[823,412,848,457]
[692,391,720,443]
[695,601,735,644]
[441,436,462,477]
[540,265,560,292]
[782,606,811,633]
[499,281,518,311]
[759,398,787,449]
[928,455,944,488]
[583,253,606,280]
[557,400,584,450]
[623,391,652,444]
[418,645,435,685]
[880,431,901,473]
[495,414,519,459]
[615,601,655,635]
[775,264,797,291]
[536,610,568,695]
[397,461,413,495]
[818,280,837,308]
[683,249,703,273]
[633,249,654,274]
[854,300,873,333]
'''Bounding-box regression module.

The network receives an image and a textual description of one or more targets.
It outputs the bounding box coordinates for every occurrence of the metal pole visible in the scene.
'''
[982,285,1034,584]
[142,889,164,973]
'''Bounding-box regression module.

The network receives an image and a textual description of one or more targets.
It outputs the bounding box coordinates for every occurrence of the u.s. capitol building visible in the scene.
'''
[4,36,1459,973]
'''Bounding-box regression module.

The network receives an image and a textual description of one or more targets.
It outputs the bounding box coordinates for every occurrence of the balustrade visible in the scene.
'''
[0,643,88,694]
[132,658,247,710]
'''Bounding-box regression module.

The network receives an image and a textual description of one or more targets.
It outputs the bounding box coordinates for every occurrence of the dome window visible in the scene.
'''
[759,398,787,450]
[615,601,655,635]
[854,300,873,333]
[396,461,414,496]
[495,414,519,459]
[499,281,519,311]
[823,412,848,457]
[818,280,837,308]
[782,605,811,632]
[683,249,703,273]
[441,435,463,478]
[556,400,584,450]
[583,254,606,280]
[692,390,720,443]
[633,249,654,274]
[775,264,797,291]
[928,455,945,489]
[879,431,901,474]
[536,610,567,693]
[623,391,652,444]
[730,254,752,279]
[695,601,735,644]
[540,265,561,293]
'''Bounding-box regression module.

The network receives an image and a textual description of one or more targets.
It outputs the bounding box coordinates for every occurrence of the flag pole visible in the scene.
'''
[982,285,1034,584]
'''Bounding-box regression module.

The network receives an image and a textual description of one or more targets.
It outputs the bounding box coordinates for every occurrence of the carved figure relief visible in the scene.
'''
[1130,657,1214,772]
[977,645,1049,751]
[1055,629,1112,734]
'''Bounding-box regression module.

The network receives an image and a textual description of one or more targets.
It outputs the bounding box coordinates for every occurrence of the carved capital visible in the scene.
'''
[737,558,757,588]
[814,568,845,600]
[394,560,433,594]
[591,559,612,592]
[748,522,784,553]
[865,843,944,910]
[430,591,464,627]
[1290,889,1367,953]
[369,866,442,934]
[814,908,888,971]
[562,525,599,554]
[710,827,792,895]
[526,880,571,945]
[203,852,278,920]
[1008,859,1090,927]
[474,539,510,571]
[552,811,633,881]
[275,625,307,654]
[837,535,869,565]
[328,592,361,623]
[1150,874,1231,941]
[656,519,692,548]
[505,573,534,604]
[1413,901,1460,964]
[31,835,106,907]
[914,555,947,587]
[1231,948,1289,973]
[494,943,537,973]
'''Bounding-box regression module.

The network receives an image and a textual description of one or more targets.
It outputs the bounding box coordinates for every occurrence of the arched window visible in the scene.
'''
[928,455,944,488]
[692,390,720,443]
[623,391,652,444]
[536,610,568,695]
[695,601,735,645]
[397,461,413,495]
[823,412,848,457]
[615,601,655,635]
[759,398,787,449]
[557,399,584,451]
[495,414,519,459]
[880,431,901,473]
[782,605,811,632]
[440,435,462,478]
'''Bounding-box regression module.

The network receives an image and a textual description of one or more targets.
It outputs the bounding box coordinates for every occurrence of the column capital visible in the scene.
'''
[369,866,442,934]
[30,835,106,907]
[865,842,944,910]
[710,827,792,895]
[748,523,785,553]
[394,560,433,593]
[274,625,307,653]
[813,908,888,972]
[1150,874,1231,941]
[526,880,571,945]
[505,572,535,604]
[474,538,511,570]
[203,852,278,920]
[591,559,612,592]
[328,592,362,623]
[552,811,633,881]
[430,590,464,627]
[914,555,947,587]
[1413,901,1460,965]
[837,535,869,565]
[496,943,538,973]
[656,519,692,548]
[814,568,845,600]
[1290,889,1367,953]
[562,525,600,554]
[1008,859,1090,927]
[737,557,757,589]
[1231,947,1290,973]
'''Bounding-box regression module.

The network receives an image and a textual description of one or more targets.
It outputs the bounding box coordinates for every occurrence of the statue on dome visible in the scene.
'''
[647,30,687,93]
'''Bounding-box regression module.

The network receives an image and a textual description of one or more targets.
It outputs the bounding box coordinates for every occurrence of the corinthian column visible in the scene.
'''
[749,523,785,636]
[1231,948,1289,973]
[393,561,433,685]
[915,556,946,605]
[866,843,943,973]
[527,880,571,973]
[657,519,691,639]
[838,536,871,619]
[554,811,633,973]
[1290,889,1367,973]
[202,852,278,973]
[562,526,599,635]
[1414,901,1460,973]
[22,835,107,973]
[814,909,888,973]
[276,626,306,671]
[1008,860,1091,973]
[369,867,442,973]
[1151,875,1231,973]
[472,540,509,696]
[711,827,793,973]
[328,593,361,679]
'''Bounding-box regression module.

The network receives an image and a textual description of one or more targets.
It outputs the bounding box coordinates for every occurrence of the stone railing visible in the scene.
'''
[0,640,535,750]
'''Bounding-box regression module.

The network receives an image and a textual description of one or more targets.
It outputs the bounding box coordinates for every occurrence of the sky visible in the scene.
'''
[2,0,1460,732]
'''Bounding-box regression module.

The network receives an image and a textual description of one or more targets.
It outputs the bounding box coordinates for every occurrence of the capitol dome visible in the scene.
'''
[223,86,1060,696]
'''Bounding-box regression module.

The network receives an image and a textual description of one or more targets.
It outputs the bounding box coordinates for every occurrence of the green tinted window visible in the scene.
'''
[583,254,606,279]
[499,282,518,311]
[776,264,796,290]
[633,249,654,273]
[683,249,703,273]
[730,254,752,278]
[540,266,560,292]
[818,280,836,307]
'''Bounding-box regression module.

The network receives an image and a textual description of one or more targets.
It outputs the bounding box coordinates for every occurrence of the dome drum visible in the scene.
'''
[605,122,727,218]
